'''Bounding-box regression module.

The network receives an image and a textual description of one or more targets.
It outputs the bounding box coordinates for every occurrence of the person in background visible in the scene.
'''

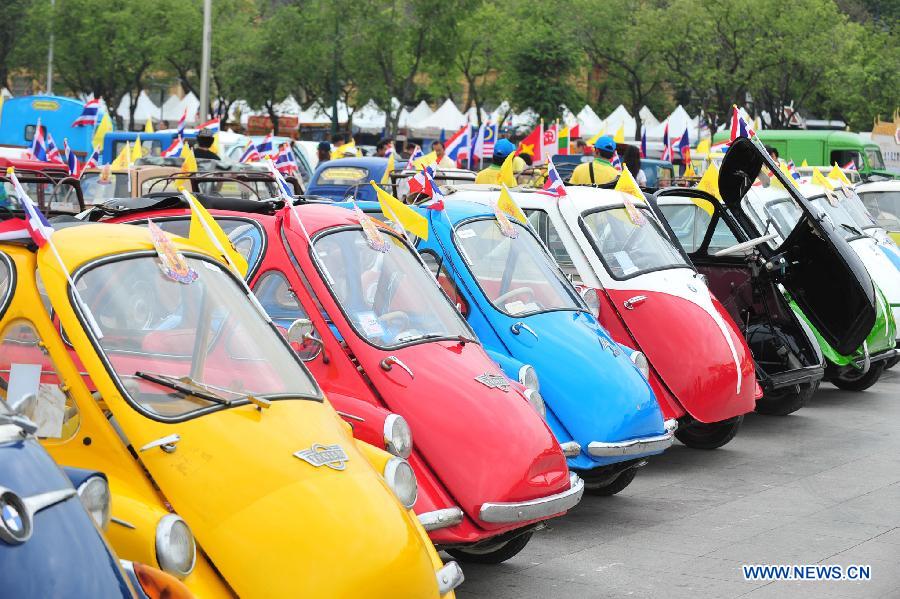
[569,136,619,185]
[375,139,392,157]
[573,139,590,156]
[620,144,647,187]
[475,139,518,184]
[193,129,220,160]
[766,145,779,162]
[317,141,331,165]
[431,141,455,169]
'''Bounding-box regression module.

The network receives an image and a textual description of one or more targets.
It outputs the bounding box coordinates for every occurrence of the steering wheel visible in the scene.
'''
[494,287,535,306]
[379,311,410,332]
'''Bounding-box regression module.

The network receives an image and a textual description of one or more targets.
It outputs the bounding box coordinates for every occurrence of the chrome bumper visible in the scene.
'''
[586,419,677,458]
[559,441,582,457]
[479,473,584,524]
[418,507,464,532]
[436,561,464,596]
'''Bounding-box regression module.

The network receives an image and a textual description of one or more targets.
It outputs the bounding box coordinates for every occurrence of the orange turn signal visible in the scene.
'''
[133,562,193,599]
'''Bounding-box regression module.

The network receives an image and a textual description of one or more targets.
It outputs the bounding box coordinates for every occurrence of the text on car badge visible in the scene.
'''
[294,444,350,470]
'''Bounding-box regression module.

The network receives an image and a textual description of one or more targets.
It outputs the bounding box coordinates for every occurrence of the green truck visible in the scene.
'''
[713,129,896,178]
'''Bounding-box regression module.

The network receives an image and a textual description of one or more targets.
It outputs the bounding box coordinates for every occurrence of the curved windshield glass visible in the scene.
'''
[454,218,582,316]
[838,189,879,230]
[314,229,472,347]
[580,207,689,279]
[764,194,860,241]
[80,172,130,205]
[74,255,319,420]
[859,190,900,231]
[0,179,81,213]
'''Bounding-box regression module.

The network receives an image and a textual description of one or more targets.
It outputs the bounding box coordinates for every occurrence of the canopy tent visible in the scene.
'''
[490,100,514,128]
[116,91,159,126]
[400,100,433,130]
[300,100,350,125]
[560,105,578,128]
[411,98,466,138]
[465,105,490,126]
[354,99,387,134]
[604,105,638,140]
[576,105,605,137]
[274,95,301,116]
[638,105,659,133]
[509,107,538,131]
[228,99,254,126]
[649,104,696,141]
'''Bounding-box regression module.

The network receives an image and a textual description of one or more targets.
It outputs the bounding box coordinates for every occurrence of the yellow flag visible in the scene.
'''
[614,165,644,200]
[684,161,696,178]
[800,159,809,167]
[176,144,197,191]
[380,151,395,185]
[130,136,143,163]
[414,151,437,170]
[696,163,722,201]
[210,132,221,156]
[811,167,834,190]
[696,138,710,155]
[92,112,113,151]
[183,190,249,277]
[371,181,429,240]
[332,140,357,159]
[586,128,606,146]
[497,184,527,223]
[112,143,131,168]
[613,124,625,143]
[498,150,518,187]
[828,163,852,185]
[143,119,154,134]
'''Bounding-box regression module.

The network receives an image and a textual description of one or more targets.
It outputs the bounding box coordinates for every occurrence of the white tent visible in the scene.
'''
[465,105,490,126]
[274,95,301,116]
[576,105,605,137]
[353,99,387,134]
[227,99,255,126]
[300,100,350,125]
[510,107,538,131]
[411,98,466,138]
[490,101,513,127]
[161,94,185,122]
[400,100,433,130]
[180,92,200,125]
[116,91,159,127]
[649,105,696,141]
[1,88,12,99]
[604,105,637,140]
[560,105,578,128]
[638,106,659,132]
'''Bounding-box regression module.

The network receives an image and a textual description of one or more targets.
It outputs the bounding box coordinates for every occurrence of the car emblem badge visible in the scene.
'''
[475,373,510,391]
[687,283,698,292]
[600,337,621,356]
[0,494,30,544]
[294,444,350,471]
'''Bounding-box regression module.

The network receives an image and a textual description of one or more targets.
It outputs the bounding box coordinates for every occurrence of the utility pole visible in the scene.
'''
[199,0,212,122]
[46,0,55,94]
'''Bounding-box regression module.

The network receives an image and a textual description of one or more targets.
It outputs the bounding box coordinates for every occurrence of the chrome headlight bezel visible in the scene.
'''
[524,388,546,420]
[630,350,650,379]
[383,457,418,509]
[383,413,413,459]
[518,364,540,392]
[579,286,601,314]
[76,475,111,531]
[155,514,196,579]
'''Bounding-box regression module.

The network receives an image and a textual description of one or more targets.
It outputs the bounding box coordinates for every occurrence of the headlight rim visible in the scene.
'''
[76,475,111,531]
[518,364,540,392]
[524,388,546,420]
[383,457,418,509]
[383,413,413,459]
[629,350,650,379]
[155,513,196,580]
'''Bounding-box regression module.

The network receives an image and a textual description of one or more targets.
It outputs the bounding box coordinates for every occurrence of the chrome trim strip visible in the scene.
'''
[418,507,464,531]
[22,488,76,515]
[335,410,365,422]
[111,517,137,530]
[559,441,581,457]
[479,473,584,524]
[436,561,464,596]
[587,425,676,457]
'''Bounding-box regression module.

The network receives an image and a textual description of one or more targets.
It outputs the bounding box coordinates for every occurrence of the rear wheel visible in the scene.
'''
[885,356,899,370]
[831,363,885,392]
[447,532,533,564]
[755,381,819,416]
[675,416,743,450]
[583,467,637,496]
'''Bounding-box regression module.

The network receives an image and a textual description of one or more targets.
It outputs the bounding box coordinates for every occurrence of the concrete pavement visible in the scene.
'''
[454,370,900,599]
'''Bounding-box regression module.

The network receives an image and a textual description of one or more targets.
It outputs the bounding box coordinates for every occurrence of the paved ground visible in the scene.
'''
[454,369,900,599]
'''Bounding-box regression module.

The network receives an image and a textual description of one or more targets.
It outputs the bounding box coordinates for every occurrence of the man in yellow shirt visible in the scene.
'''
[475,139,517,184]
[570,135,619,185]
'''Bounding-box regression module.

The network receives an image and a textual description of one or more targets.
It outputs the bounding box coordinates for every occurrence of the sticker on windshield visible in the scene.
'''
[354,205,390,253]
[613,251,638,275]
[824,186,839,207]
[623,197,646,226]
[148,220,198,284]
[457,228,476,239]
[357,311,385,337]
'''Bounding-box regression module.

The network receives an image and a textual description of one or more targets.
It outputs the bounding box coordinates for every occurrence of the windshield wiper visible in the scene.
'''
[135,372,236,405]
[395,332,477,345]
[841,223,863,236]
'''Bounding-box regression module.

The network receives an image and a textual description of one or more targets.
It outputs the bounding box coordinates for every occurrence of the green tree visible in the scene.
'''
[0,0,33,89]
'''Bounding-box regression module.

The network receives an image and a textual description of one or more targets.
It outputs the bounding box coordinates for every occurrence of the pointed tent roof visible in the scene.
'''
[465,105,490,126]
[274,95,301,116]
[604,105,637,140]
[1,88,12,99]
[411,98,466,138]
[649,104,695,141]
[576,105,605,136]
[116,91,160,126]
[560,105,578,128]
[354,99,387,134]
[510,107,538,131]
[638,106,658,130]
[401,100,433,129]
[161,94,185,122]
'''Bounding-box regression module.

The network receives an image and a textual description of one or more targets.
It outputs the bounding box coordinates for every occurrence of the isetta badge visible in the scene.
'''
[475,373,510,391]
[294,444,350,470]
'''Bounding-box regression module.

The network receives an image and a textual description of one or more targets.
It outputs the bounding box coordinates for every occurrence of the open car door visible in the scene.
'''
[717,137,875,355]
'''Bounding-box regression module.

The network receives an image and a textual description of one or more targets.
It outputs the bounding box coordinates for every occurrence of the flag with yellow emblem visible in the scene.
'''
[696,163,723,201]
[182,190,249,276]
[828,163,852,186]
[614,166,646,225]
[92,112,113,151]
[371,181,429,240]
[497,184,527,223]
[130,136,144,163]
[112,142,131,168]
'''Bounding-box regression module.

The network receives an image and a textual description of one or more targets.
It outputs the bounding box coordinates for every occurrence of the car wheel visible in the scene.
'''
[883,355,898,370]
[755,381,818,416]
[583,466,637,496]
[447,532,533,564]
[675,416,743,450]
[831,363,885,392]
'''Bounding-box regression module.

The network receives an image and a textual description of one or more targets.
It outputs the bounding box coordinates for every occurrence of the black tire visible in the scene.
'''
[583,467,637,496]
[831,363,885,392]
[447,532,533,564]
[675,416,743,450]
[755,381,818,416]
[883,356,898,370]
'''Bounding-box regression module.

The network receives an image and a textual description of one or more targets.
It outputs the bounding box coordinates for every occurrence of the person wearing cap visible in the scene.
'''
[570,135,619,185]
[193,129,220,160]
[475,138,518,184]
[316,141,331,165]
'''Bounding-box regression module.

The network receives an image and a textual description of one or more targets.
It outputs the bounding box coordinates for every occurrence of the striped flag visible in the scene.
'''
[729,106,756,142]
[72,98,102,127]
[540,158,567,197]
[239,140,261,163]
[177,109,188,136]
[162,137,184,158]
[83,148,100,170]
[63,139,79,176]
[2,168,54,246]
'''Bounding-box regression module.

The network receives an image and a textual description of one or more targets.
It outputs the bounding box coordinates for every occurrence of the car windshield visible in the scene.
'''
[81,172,130,205]
[580,206,689,279]
[454,218,582,316]
[73,254,319,420]
[0,179,81,213]
[838,188,879,230]
[859,190,900,231]
[314,229,472,347]
[764,194,860,241]
[315,166,368,186]
[865,148,885,170]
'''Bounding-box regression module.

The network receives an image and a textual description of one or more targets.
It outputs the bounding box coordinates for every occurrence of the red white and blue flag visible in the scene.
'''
[274,143,298,174]
[162,136,184,158]
[611,151,623,171]
[787,160,801,180]
[71,98,102,128]
[729,106,756,142]
[196,117,220,133]
[405,145,424,169]
[45,132,63,164]
[640,128,647,158]
[540,158,567,197]
[177,109,188,136]
[30,121,48,162]
[84,148,100,170]
[256,132,275,157]
[677,127,691,164]
[421,167,445,210]
[842,160,857,171]
[408,164,438,198]
[63,139,79,176]
[239,140,261,163]
[444,125,470,165]
[660,122,673,162]
[0,169,55,246]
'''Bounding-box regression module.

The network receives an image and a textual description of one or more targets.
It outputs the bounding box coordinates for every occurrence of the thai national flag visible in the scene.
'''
[0,169,54,247]
[239,140,261,163]
[444,125,470,163]
[540,158,567,197]
[177,109,187,136]
[30,122,48,161]
[45,132,63,164]
[196,117,220,133]
[842,160,857,171]
[729,106,755,142]
[408,164,434,197]
[660,122,673,162]
[256,132,274,157]
[405,145,423,169]
[421,167,445,210]
[275,143,298,174]
[265,160,295,201]
[640,128,647,158]
[162,137,184,158]
[84,148,100,170]
[611,151,623,171]
[63,140,79,176]
[72,98,101,127]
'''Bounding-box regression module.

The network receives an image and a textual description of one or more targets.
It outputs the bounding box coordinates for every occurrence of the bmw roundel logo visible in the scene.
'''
[0,492,31,544]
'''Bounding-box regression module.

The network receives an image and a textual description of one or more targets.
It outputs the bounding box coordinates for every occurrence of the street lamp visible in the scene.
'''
[199,0,212,122]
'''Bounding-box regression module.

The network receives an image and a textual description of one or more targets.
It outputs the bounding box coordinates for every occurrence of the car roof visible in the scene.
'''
[445,184,638,211]
[0,156,69,172]
[856,180,900,193]
[316,156,390,170]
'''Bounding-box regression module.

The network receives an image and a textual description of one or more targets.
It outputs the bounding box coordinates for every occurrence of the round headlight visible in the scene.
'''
[524,388,546,420]
[518,365,540,392]
[155,514,196,579]
[384,458,418,509]
[384,414,413,459]
[580,287,600,314]
[630,350,650,379]
[77,476,111,531]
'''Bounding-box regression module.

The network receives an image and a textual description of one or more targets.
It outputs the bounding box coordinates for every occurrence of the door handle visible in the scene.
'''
[511,322,538,340]
[381,356,414,379]
[623,295,648,310]
[140,434,180,454]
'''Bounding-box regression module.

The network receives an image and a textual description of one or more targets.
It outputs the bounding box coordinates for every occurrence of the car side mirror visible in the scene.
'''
[287,318,324,362]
